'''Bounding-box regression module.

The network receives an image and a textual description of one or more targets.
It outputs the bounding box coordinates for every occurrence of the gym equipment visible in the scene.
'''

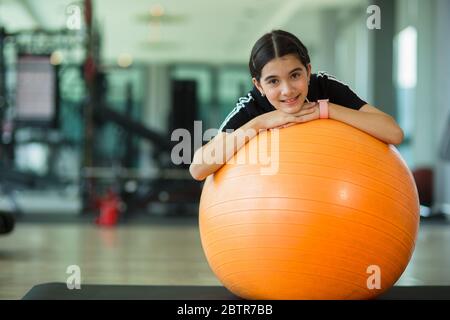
[22,283,450,300]
[0,211,14,235]
[433,112,450,216]
[0,26,89,215]
[0,19,200,218]
[15,54,59,128]
[412,167,433,207]
[199,119,420,300]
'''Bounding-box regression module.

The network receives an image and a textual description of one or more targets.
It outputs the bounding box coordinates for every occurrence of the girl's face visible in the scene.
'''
[253,54,311,114]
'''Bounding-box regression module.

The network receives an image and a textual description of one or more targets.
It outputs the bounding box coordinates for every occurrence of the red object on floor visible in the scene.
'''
[96,190,120,227]
[412,167,434,206]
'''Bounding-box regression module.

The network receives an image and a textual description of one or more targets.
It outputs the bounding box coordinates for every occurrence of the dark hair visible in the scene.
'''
[249,30,310,81]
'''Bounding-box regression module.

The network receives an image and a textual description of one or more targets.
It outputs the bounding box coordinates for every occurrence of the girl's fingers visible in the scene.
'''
[296,107,316,117]
[301,102,317,110]
[274,122,297,129]
[284,123,296,128]
[296,104,317,116]
[294,109,319,123]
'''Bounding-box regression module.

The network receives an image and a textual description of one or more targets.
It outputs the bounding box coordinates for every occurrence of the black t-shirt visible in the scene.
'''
[219,71,367,132]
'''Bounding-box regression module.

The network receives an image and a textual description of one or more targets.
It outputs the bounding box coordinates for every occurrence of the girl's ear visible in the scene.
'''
[306,63,312,79]
[252,78,264,96]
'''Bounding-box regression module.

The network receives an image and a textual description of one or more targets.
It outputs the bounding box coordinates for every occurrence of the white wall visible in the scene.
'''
[413,0,437,167]
[281,5,373,103]
[334,8,373,103]
[139,64,171,171]
[435,0,450,144]
[396,0,449,168]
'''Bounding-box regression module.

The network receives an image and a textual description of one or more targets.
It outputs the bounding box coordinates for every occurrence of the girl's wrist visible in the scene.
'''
[318,99,330,119]
[327,103,338,119]
[247,116,264,131]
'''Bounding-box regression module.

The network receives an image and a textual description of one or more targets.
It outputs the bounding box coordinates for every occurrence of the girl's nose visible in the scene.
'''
[281,82,294,96]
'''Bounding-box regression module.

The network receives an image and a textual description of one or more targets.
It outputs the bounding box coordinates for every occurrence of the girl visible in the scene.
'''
[189,30,403,181]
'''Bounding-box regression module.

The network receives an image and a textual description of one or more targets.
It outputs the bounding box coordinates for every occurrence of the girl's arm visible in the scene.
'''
[189,118,261,181]
[282,102,403,145]
[329,103,404,145]
[189,105,317,181]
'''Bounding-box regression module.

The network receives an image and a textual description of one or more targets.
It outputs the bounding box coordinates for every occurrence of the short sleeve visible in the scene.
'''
[218,93,254,133]
[326,74,367,110]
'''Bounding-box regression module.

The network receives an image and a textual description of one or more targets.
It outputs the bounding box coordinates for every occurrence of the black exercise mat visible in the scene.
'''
[22,283,450,300]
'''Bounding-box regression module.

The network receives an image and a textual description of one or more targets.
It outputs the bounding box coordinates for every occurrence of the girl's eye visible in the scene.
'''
[292,72,301,79]
[269,79,278,85]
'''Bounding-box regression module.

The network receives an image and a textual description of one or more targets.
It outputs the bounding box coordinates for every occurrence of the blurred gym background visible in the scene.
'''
[0,0,450,299]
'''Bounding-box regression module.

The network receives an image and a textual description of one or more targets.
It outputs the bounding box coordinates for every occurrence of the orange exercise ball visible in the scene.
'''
[199,119,419,300]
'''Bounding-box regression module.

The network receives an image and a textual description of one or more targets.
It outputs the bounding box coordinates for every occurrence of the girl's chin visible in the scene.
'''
[279,104,302,114]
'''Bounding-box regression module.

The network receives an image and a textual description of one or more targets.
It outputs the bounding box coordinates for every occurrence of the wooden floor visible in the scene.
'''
[1,217,450,299]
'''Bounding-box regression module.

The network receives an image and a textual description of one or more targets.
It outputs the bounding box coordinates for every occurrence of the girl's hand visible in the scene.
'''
[257,102,319,130]
[291,101,319,124]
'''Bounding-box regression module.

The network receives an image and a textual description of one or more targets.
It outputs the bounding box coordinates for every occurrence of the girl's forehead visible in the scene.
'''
[261,54,306,74]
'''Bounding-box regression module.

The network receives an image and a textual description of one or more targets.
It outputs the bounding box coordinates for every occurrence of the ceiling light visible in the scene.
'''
[50,51,63,65]
[117,53,133,68]
[150,4,165,17]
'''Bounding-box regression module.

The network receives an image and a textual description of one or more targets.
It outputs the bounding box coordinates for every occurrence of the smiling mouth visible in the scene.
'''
[281,94,300,104]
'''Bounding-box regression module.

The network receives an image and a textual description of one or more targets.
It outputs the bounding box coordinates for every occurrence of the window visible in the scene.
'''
[394,26,417,166]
